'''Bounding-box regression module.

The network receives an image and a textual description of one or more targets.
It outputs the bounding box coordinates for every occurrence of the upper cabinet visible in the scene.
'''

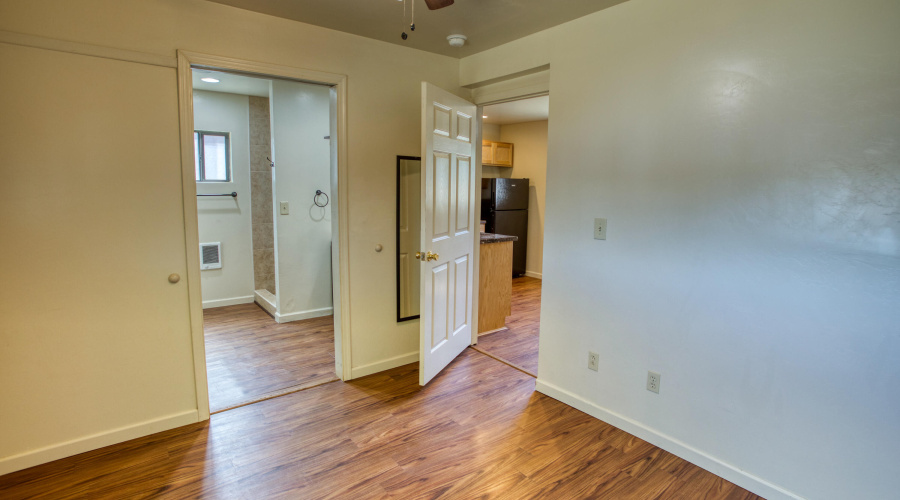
[482,140,514,167]
[482,141,494,165]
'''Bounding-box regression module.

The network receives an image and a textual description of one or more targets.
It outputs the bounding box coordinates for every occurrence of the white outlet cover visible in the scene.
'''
[594,218,607,240]
[588,351,599,371]
[280,201,290,215]
[647,371,661,394]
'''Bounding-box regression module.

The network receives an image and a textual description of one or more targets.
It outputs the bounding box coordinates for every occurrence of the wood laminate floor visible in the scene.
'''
[0,349,761,499]
[476,276,542,375]
[203,303,337,412]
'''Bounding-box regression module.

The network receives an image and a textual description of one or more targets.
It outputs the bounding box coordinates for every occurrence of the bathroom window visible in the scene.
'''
[194,131,231,182]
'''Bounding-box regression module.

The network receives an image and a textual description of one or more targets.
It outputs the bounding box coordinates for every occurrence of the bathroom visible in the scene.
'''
[192,69,339,412]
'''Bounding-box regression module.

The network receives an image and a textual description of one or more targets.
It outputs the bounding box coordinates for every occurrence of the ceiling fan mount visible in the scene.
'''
[400,0,454,41]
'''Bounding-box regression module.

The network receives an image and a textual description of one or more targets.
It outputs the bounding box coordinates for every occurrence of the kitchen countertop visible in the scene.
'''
[480,232,518,244]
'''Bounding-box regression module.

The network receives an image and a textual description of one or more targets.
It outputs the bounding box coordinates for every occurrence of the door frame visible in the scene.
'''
[176,51,352,420]
[471,90,549,347]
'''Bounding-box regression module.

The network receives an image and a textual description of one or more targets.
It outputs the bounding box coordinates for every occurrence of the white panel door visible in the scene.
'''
[419,82,477,385]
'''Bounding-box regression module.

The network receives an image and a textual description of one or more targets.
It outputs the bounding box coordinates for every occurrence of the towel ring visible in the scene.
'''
[314,190,329,208]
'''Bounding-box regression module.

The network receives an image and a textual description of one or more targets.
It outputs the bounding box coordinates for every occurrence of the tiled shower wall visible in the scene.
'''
[249,96,275,294]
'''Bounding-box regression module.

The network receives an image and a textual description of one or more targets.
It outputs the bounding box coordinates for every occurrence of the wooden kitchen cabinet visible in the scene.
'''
[482,140,514,167]
[482,141,494,165]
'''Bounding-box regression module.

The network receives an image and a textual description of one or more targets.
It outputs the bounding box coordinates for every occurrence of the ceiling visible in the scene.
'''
[483,95,549,125]
[205,0,628,58]
[192,69,271,97]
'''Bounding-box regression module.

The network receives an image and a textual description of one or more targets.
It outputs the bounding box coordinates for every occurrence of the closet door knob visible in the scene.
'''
[168,273,181,284]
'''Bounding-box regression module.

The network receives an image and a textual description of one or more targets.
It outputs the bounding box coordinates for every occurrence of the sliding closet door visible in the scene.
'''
[0,43,196,472]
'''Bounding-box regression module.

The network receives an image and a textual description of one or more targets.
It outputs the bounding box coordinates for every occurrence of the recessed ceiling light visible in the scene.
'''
[201,77,220,83]
[483,115,488,119]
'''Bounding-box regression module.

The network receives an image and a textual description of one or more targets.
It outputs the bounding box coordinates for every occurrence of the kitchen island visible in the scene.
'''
[478,233,518,334]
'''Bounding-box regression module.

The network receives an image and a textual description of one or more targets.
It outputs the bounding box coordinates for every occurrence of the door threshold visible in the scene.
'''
[468,346,536,378]
[210,377,340,415]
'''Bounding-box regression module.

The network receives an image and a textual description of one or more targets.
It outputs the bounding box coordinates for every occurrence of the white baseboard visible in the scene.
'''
[202,295,255,309]
[0,409,199,476]
[254,290,277,316]
[275,307,333,324]
[534,380,801,500]
[351,351,418,379]
[524,271,542,279]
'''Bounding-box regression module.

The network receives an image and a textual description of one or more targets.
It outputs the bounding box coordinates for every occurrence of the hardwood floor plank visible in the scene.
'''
[0,348,762,500]
[475,276,542,376]
[202,303,338,412]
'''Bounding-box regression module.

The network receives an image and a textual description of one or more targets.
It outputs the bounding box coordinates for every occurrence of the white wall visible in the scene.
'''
[270,80,333,322]
[500,120,547,278]
[461,1,900,499]
[0,0,461,473]
[193,90,255,308]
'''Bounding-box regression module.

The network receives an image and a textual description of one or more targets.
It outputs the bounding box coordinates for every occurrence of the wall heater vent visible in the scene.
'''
[200,242,222,270]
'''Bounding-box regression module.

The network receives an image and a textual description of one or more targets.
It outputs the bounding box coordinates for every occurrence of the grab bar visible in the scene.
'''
[197,192,237,198]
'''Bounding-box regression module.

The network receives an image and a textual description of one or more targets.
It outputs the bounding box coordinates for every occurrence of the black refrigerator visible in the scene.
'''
[482,178,529,277]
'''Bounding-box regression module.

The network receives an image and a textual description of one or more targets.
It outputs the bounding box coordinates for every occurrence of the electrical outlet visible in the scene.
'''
[594,218,607,240]
[279,201,290,215]
[646,371,661,394]
[588,351,599,371]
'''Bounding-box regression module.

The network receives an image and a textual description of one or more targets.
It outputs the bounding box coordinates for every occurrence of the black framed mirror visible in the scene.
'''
[396,156,421,322]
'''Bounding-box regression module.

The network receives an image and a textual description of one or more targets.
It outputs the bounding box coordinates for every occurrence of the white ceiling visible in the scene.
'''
[483,95,549,125]
[205,0,628,58]
[192,69,271,97]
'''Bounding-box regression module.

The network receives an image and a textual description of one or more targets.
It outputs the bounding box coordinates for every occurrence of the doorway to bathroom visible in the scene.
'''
[188,65,342,414]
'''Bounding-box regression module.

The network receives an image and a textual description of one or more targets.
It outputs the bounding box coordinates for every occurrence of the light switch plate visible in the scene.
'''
[279,201,290,215]
[594,218,607,240]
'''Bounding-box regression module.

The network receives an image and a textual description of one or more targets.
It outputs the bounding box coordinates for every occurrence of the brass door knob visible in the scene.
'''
[415,251,423,260]
[425,251,439,261]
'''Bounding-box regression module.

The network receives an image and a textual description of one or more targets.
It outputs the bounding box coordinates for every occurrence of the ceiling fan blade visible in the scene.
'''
[423,0,454,10]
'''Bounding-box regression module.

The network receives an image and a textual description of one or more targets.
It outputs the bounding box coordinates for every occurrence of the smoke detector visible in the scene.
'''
[447,34,467,47]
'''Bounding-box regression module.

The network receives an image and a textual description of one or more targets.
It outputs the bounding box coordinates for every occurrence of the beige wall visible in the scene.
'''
[0,0,461,473]
[482,123,501,142]
[500,120,547,278]
[461,1,900,499]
